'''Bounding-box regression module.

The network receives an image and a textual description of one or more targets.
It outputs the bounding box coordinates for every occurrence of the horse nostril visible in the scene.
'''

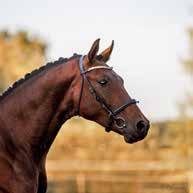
[136,120,147,132]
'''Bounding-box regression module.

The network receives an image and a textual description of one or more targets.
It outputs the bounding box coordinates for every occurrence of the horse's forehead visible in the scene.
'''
[101,69,122,82]
[90,60,122,81]
[94,59,106,66]
[108,70,123,84]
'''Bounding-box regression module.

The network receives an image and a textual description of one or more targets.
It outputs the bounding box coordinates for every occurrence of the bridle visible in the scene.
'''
[77,55,139,132]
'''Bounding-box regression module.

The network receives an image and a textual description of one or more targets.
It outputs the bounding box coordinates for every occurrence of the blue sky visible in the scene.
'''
[0,0,193,121]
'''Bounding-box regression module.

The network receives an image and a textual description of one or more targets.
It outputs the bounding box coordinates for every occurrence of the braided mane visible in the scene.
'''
[0,54,80,101]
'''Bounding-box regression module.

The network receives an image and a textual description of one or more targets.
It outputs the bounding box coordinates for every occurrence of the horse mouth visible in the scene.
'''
[124,135,140,143]
[123,129,148,144]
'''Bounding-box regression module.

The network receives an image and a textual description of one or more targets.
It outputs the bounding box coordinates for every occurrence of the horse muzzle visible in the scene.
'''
[123,121,150,143]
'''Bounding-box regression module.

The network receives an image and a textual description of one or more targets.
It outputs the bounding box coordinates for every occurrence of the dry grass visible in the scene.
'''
[48,117,193,164]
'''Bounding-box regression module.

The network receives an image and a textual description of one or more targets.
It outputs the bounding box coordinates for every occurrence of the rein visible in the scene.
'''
[77,55,139,132]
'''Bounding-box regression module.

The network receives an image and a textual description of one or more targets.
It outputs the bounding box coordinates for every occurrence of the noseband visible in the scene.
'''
[77,55,139,132]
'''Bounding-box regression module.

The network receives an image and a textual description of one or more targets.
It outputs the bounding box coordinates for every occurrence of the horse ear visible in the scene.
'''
[99,40,114,63]
[87,39,100,63]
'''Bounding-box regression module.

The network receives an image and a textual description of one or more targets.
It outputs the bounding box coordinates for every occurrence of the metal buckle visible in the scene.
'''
[114,116,127,129]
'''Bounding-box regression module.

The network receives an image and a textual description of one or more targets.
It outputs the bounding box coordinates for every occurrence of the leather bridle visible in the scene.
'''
[77,55,139,132]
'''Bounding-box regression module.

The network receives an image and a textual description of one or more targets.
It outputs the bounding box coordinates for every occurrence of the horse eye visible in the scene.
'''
[98,79,108,86]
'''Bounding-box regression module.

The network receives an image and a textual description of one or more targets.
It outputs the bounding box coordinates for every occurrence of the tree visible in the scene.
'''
[180,28,193,117]
[0,30,47,92]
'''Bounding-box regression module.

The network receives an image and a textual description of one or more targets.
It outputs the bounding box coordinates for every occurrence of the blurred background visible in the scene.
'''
[1,0,193,192]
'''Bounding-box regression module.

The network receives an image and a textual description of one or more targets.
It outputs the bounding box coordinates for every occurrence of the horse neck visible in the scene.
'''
[0,57,79,162]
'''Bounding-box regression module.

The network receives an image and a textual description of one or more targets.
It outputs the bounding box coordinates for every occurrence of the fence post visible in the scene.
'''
[76,173,86,193]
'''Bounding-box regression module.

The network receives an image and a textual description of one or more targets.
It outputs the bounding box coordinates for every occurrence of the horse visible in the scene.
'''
[0,39,149,193]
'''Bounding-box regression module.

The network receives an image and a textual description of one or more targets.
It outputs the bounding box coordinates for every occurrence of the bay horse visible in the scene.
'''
[0,39,149,193]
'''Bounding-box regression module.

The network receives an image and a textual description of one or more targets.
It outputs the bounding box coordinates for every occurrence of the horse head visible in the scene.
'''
[73,39,150,143]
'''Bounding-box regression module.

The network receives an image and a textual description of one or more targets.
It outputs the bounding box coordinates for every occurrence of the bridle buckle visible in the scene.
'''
[114,116,127,129]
